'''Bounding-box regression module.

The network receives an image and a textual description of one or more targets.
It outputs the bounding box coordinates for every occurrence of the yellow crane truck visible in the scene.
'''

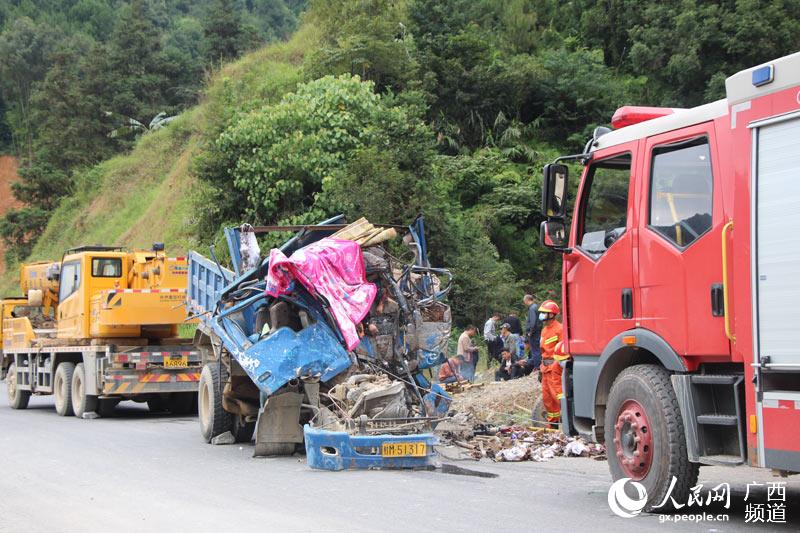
[1,244,201,417]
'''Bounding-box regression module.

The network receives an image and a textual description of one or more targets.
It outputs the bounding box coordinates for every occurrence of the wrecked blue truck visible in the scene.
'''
[186,216,454,469]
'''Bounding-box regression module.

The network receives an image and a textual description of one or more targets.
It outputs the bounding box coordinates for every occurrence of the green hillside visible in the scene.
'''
[0,26,316,294]
[2,1,798,325]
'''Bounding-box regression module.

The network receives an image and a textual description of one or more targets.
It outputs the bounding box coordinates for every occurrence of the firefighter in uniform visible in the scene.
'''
[538,300,563,425]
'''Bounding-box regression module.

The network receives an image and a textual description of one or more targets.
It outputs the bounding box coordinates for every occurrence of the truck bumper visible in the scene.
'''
[102,368,201,396]
[303,424,439,471]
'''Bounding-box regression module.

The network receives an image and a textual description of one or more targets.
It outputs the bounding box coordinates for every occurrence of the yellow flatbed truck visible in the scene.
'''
[1,244,200,417]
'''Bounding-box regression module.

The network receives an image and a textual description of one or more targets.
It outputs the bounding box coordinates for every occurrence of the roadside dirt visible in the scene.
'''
[0,155,21,275]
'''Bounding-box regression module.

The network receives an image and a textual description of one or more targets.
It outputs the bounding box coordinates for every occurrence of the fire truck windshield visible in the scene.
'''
[578,154,632,257]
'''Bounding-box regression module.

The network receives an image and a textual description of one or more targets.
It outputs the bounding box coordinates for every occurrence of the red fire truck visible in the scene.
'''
[540,52,800,509]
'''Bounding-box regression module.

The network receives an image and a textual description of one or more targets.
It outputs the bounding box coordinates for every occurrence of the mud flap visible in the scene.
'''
[253,391,304,457]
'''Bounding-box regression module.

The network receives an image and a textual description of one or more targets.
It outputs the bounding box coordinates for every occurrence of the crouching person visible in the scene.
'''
[439,357,464,384]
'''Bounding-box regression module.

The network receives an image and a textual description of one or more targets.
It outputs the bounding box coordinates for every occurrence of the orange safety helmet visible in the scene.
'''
[553,340,569,361]
[538,300,560,315]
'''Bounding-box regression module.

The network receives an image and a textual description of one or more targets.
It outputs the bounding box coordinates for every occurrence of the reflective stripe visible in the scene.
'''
[553,354,570,361]
[546,411,561,418]
[556,393,564,400]
[544,335,559,345]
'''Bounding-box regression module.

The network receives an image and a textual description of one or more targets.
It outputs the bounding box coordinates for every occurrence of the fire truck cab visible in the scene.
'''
[541,52,800,509]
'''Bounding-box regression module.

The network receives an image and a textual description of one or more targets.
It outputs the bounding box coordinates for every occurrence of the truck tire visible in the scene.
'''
[199,363,232,443]
[169,392,196,415]
[6,362,30,410]
[604,364,699,512]
[97,398,118,417]
[71,363,98,418]
[232,414,256,443]
[54,362,75,417]
[147,396,168,413]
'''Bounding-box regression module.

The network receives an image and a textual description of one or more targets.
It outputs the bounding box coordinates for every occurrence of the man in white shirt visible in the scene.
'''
[483,312,502,363]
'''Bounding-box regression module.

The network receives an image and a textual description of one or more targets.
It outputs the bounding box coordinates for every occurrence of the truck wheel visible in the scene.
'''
[604,364,699,512]
[71,363,98,418]
[97,398,118,417]
[233,414,256,443]
[54,362,75,417]
[147,396,168,413]
[6,362,30,410]
[169,392,196,416]
[199,363,232,443]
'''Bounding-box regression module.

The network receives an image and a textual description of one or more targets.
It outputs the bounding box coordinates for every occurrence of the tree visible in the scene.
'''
[10,162,73,212]
[106,111,177,138]
[0,17,59,159]
[0,94,12,153]
[99,0,174,125]
[30,35,114,170]
[203,0,246,64]
[250,0,298,41]
[306,0,418,92]
[207,75,395,221]
[0,207,50,264]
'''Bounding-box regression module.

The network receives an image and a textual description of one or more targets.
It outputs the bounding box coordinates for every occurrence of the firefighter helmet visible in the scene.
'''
[538,300,560,315]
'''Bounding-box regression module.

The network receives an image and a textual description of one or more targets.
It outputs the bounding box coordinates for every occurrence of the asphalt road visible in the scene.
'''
[1,385,798,533]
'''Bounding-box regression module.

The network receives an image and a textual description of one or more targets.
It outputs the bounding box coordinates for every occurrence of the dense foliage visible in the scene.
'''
[3,0,800,325]
[196,0,799,323]
[0,0,304,261]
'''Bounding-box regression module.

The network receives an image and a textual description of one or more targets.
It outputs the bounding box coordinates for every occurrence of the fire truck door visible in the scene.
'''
[637,123,729,357]
[565,148,636,356]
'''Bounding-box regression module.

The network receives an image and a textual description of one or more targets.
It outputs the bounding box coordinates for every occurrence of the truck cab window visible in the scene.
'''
[58,261,81,301]
[649,137,713,248]
[92,258,122,277]
[578,154,631,259]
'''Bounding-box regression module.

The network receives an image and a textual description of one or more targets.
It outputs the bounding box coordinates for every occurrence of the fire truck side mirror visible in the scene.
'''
[542,163,568,219]
[540,220,567,249]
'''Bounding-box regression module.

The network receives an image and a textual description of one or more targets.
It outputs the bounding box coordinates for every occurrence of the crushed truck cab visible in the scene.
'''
[188,217,453,467]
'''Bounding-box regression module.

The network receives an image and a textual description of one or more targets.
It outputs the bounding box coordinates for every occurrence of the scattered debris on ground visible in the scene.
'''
[466,426,605,462]
[435,373,605,463]
[436,418,606,463]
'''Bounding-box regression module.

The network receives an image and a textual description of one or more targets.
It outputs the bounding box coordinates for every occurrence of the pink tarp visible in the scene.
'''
[265,238,377,350]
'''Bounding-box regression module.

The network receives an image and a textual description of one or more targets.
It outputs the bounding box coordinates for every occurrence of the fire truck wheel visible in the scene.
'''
[199,363,232,443]
[54,362,75,417]
[6,363,30,410]
[232,414,256,443]
[71,363,98,418]
[169,392,197,415]
[605,364,699,512]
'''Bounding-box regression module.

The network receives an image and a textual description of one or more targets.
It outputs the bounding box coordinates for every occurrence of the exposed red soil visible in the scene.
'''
[0,155,22,275]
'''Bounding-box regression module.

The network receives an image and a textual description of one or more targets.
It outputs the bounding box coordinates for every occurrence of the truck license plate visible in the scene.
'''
[381,442,426,457]
[163,355,188,368]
